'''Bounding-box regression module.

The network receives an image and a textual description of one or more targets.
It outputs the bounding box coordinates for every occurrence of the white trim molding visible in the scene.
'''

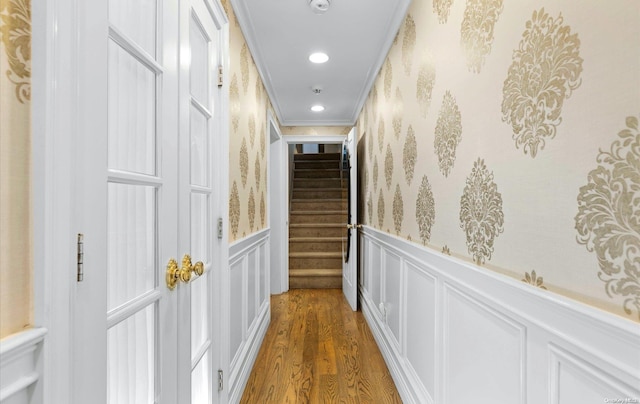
[0,328,47,404]
[359,226,640,404]
[283,135,346,145]
[228,229,271,404]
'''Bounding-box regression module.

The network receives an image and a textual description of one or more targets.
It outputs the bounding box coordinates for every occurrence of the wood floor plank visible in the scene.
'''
[240,289,402,403]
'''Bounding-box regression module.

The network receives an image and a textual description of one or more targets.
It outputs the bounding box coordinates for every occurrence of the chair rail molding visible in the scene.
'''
[359,226,640,404]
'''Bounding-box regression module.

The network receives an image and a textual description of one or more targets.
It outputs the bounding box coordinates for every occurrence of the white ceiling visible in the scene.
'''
[231,0,412,127]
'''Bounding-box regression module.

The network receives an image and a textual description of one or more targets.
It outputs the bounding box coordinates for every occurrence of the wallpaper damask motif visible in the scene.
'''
[434,91,462,177]
[377,191,385,229]
[416,50,436,118]
[0,0,33,338]
[522,270,547,290]
[372,157,379,190]
[501,8,583,158]
[392,88,403,139]
[401,14,415,76]
[239,138,248,187]
[230,181,240,239]
[459,158,504,265]
[460,0,503,73]
[575,116,640,318]
[416,175,435,245]
[393,184,404,235]
[403,125,417,185]
[433,0,453,24]
[358,0,639,320]
[0,0,30,102]
[384,144,393,189]
[224,0,271,242]
[248,187,255,231]
[384,59,393,100]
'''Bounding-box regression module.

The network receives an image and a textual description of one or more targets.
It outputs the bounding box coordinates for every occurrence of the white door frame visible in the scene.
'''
[278,135,347,295]
[267,111,287,294]
[30,0,231,402]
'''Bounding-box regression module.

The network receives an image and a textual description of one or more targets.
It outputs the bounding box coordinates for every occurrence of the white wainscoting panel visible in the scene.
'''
[359,227,640,404]
[383,250,402,349]
[404,261,436,398]
[228,229,270,403]
[443,284,526,404]
[0,328,46,404]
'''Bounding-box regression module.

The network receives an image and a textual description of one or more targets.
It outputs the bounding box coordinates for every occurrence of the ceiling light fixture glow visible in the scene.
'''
[309,52,329,64]
[311,105,325,112]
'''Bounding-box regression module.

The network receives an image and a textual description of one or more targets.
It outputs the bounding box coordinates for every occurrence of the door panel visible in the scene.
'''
[74,0,225,402]
[106,14,166,403]
[342,128,358,310]
[178,0,220,402]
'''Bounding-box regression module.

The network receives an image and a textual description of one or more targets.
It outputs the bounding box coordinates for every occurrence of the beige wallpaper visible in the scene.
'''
[222,0,271,242]
[358,0,640,321]
[0,0,32,338]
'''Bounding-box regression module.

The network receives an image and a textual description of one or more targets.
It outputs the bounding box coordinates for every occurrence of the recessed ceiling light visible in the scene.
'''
[311,105,325,112]
[309,52,329,64]
[309,0,331,14]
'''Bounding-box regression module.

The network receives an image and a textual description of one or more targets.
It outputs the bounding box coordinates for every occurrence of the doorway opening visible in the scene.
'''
[288,143,347,289]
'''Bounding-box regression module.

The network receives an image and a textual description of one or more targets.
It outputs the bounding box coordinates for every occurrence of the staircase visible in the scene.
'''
[289,152,347,289]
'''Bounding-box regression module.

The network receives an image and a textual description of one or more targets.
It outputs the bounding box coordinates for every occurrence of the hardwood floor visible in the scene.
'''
[240,289,402,404]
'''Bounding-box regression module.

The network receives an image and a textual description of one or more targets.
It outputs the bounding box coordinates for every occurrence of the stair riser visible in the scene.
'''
[289,240,343,253]
[294,170,341,179]
[289,275,342,289]
[289,256,343,269]
[291,200,346,210]
[290,214,346,224]
[292,190,346,199]
[290,227,343,237]
[293,153,341,161]
[294,161,338,170]
[293,179,343,189]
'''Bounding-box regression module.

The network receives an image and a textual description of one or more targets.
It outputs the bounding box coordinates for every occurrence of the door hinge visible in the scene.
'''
[217,65,224,87]
[218,370,224,391]
[77,233,84,282]
[217,218,223,239]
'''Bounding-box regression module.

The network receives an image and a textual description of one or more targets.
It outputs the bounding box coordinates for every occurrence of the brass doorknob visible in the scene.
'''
[166,258,180,290]
[192,260,204,276]
[182,254,205,278]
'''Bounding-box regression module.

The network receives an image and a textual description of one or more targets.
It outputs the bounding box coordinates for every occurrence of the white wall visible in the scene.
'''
[360,226,640,404]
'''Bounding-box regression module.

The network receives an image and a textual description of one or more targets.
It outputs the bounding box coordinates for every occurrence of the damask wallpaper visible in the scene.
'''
[0,0,32,338]
[221,0,271,242]
[358,0,640,321]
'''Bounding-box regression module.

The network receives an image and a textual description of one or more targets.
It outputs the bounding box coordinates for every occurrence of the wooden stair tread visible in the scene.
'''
[289,268,342,277]
[293,187,345,190]
[289,251,342,258]
[290,223,344,228]
[291,198,343,202]
[289,237,343,242]
[290,210,346,214]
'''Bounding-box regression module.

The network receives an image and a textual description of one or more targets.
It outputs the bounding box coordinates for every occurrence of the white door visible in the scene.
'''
[178,0,223,402]
[342,127,358,310]
[71,0,225,403]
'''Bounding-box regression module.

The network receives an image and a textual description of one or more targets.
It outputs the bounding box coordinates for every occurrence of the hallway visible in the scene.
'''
[240,289,401,403]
